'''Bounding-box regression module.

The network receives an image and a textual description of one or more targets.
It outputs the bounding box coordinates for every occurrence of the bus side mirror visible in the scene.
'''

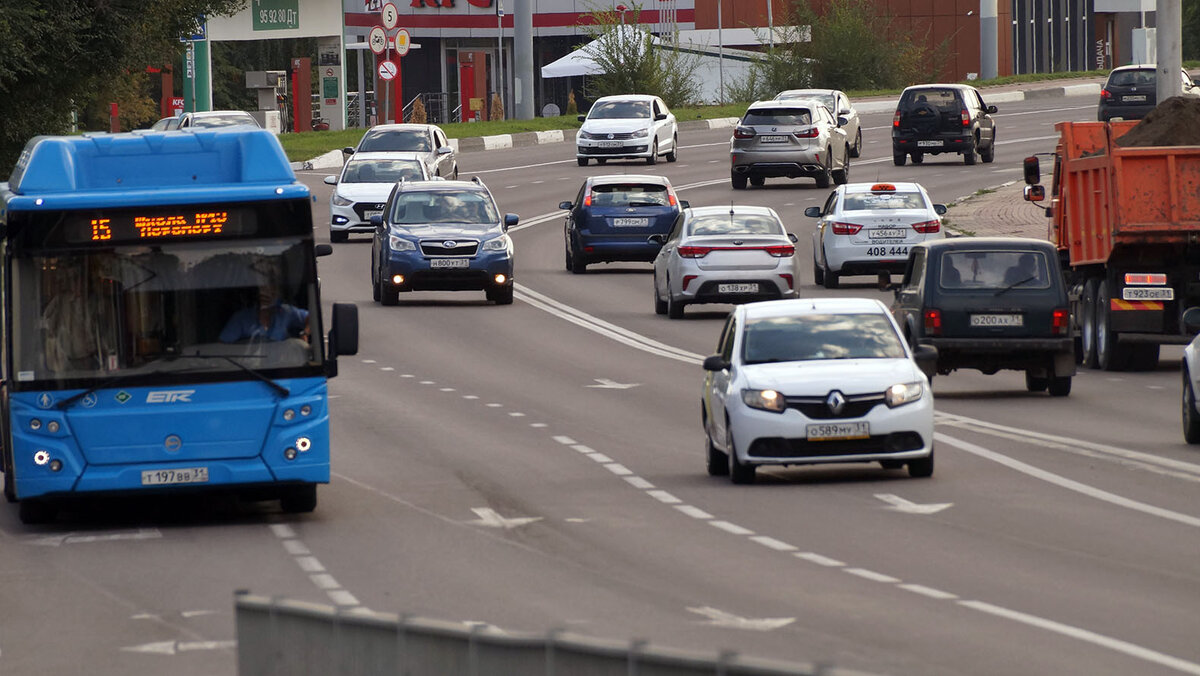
[1023,156,1040,185]
[1024,184,1046,203]
[328,302,359,357]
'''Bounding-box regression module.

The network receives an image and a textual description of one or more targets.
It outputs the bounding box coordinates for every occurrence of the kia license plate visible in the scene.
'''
[430,258,469,269]
[718,283,758,294]
[141,467,209,486]
[917,140,943,147]
[759,135,788,143]
[1123,287,1173,301]
[868,228,906,239]
[612,217,649,227]
[970,314,1023,327]
[806,421,870,441]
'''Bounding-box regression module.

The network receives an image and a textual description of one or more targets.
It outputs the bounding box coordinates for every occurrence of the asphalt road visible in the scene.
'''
[2,95,1199,676]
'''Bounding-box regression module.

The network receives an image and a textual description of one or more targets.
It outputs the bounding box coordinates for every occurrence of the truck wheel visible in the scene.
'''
[1080,278,1099,368]
[1095,279,1132,371]
[1184,367,1200,444]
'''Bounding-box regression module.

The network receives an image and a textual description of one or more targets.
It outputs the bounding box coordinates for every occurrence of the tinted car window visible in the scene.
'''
[742,314,906,364]
[589,100,650,119]
[940,250,1051,289]
[900,88,960,112]
[1109,69,1155,87]
[591,184,670,206]
[392,191,498,227]
[688,214,783,236]
[842,191,927,210]
[361,129,432,152]
[743,107,811,125]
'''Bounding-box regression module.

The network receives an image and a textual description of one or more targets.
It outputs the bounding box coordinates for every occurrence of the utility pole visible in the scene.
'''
[980,0,997,80]
[718,0,724,104]
[1157,0,1183,102]
[515,0,534,119]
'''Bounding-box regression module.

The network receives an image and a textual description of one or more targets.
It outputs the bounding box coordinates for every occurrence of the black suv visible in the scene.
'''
[892,84,997,166]
[1097,65,1199,121]
[889,238,1075,396]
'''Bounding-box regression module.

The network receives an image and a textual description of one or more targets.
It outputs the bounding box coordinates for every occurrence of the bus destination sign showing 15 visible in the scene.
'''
[90,211,231,241]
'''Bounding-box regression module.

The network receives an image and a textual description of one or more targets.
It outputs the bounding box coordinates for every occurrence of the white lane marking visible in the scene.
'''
[553,435,577,445]
[380,366,394,371]
[676,504,714,519]
[181,610,219,618]
[959,600,1200,676]
[282,539,310,555]
[440,387,456,392]
[271,524,364,612]
[121,640,236,655]
[586,452,614,463]
[750,535,797,552]
[900,584,959,600]
[508,412,525,417]
[845,568,900,583]
[625,476,655,489]
[795,552,845,567]
[687,606,796,631]
[328,590,361,606]
[30,528,162,546]
[936,432,1200,528]
[571,444,596,454]
[604,463,633,476]
[270,524,295,538]
[587,378,640,389]
[486,402,503,407]
[469,507,543,529]
[709,520,753,535]
[420,380,435,385]
[295,556,325,573]
[530,423,548,428]
[647,490,682,504]
[310,573,340,590]
[874,493,954,514]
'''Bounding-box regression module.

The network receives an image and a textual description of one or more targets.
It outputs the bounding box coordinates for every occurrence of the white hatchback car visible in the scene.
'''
[776,88,862,158]
[576,94,678,166]
[651,205,800,319]
[702,298,937,484]
[807,182,947,289]
[323,152,430,242]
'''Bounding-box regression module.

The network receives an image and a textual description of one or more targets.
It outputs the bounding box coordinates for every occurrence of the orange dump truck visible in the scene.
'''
[1025,119,1200,371]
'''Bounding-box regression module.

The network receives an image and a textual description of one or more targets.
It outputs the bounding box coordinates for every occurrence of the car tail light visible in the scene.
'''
[912,220,940,234]
[892,111,901,128]
[763,245,795,257]
[682,275,698,291]
[583,192,593,207]
[793,127,819,138]
[677,245,712,258]
[1052,308,1069,336]
[668,193,678,206]
[733,126,755,139]
[830,221,862,235]
[1100,88,1112,100]
[779,273,794,290]
[923,308,942,336]
[960,109,970,126]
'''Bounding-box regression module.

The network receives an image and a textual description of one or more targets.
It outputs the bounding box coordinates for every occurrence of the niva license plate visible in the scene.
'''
[970,314,1023,327]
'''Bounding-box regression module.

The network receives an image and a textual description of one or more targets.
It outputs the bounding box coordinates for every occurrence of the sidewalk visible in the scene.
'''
[942,180,1050,240]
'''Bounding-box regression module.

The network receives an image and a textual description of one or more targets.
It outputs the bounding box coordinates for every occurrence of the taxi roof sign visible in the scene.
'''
[870,183,897,192]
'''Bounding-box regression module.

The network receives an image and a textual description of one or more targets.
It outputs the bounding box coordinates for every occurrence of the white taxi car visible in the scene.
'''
[807,182,947,288]
[701,297,937,484]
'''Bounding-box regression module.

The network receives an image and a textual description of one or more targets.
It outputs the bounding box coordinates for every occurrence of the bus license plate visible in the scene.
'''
[718,283,758,294]
[612,218,649,227]
[1123,287,1173,301]
[141,467,209,486]
[430,258,469,269]
[869,228,906,239]
[807,421,870,441]
[971,314,1023,327]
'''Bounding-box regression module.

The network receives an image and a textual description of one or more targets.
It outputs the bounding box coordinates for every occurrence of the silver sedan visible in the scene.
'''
[651,206,800,319]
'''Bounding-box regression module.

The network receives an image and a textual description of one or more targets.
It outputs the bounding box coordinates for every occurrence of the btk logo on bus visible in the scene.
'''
[146,390,195,403]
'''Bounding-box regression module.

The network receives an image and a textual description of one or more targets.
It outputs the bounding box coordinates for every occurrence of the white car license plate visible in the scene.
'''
[718,283,758,294]
[1123,286,1173,301]
[597,140,622,148]
[917,140,943,147]
[868,228,906,239]
[364,210,381,219]
[1123,95,1147,102]
[971,313,1024,327]
[759,135,788,143]
[430,258,469,269]
[141,467,209,486]
[806,421,870,441]
[612,217,649,227]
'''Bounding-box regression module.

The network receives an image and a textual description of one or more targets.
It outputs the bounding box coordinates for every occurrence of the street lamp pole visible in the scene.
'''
[497,0,504,120]
[718,0,724,104]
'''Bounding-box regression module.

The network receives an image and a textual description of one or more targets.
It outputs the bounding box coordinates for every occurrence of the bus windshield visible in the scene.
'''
[12,238,323,387]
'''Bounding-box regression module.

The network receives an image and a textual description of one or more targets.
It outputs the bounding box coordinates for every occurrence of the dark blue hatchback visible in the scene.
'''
[559,175,683,273]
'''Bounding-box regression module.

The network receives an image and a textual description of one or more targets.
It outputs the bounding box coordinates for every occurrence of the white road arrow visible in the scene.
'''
[687,606,795,631]
[469,507,542,529]
[586,378,640,389]
[875,493,953,515]
[121,640,235,655]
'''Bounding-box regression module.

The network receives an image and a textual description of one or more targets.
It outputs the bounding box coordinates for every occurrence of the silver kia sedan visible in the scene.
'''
[650,206,800,319]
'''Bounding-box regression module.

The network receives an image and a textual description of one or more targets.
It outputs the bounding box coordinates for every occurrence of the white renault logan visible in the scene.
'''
[701,297,937,484]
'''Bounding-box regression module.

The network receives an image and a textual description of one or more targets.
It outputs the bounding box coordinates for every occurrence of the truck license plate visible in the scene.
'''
[970,314,1023,327]
[718,283,758,294]
[1123,287,1173,301]
[141,467,209,486]
[806,421,870,441]
[430,258,469,269]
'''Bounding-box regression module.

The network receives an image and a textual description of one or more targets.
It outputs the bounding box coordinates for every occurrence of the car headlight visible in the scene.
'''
[631,128,649,138]
[482,234,510,251]
[884,382,923,408]
[388,233,416,251]
[742,388,786,413]
[578,130,595,140]
[331,193,353,207]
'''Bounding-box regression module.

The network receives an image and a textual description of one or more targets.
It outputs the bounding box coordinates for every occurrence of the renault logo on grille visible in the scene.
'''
[442,240,457,248]
[825,391,846,415]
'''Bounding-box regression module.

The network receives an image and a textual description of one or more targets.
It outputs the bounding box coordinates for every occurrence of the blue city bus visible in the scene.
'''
[0,128,358,524]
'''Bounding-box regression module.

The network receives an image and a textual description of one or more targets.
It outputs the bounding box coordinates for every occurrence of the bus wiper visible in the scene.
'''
[214,355,290,398]
[995,275,1036,296]
[57,352,184,410]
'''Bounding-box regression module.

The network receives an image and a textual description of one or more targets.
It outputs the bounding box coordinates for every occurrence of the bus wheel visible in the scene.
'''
[18,499,57,525]
[281,485,317,514]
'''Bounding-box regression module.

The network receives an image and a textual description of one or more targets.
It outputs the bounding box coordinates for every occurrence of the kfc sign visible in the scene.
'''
[411,0,493,6]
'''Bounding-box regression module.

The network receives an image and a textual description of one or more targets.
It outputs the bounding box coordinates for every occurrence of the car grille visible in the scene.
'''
[420,240,479,256]
[353,202,387,219]
[748,432,925,457]
[582,145,649,155]
[591,131,639,140]
[784,393,885,419]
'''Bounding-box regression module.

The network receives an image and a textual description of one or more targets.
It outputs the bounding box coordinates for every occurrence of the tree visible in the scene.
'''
[578,2,701,108]
[0,0,242,175]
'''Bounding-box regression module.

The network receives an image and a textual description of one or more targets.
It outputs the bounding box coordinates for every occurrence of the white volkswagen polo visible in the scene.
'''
[701,297,937,484]
[576,94,678,166]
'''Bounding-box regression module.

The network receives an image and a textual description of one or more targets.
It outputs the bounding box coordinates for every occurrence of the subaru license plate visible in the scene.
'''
[141,467,209,486]
[430,258,469,269]
[806,422,870,441]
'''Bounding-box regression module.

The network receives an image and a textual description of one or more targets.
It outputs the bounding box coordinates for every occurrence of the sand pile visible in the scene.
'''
[1115,96,1200,147]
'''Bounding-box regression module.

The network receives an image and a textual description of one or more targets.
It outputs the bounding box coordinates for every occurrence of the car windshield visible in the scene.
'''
[360,129,433,152]
[743,108,811,125]
[780,92,834,110]
[742,314,907,364]
[688,214,782,236]
[391,191,499,228]
[842,191,927,211]
[589,100,650,119]
[940,250,1051,289]
[590,183,670,207]
[192,114,257,128]
[1109,69,1155,87]
[343,158,424,183]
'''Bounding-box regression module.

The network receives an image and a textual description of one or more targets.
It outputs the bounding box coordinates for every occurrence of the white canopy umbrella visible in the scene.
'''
[541,28,661,79]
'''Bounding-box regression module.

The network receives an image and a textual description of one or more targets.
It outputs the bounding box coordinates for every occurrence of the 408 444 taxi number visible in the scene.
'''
[866,245,909,257]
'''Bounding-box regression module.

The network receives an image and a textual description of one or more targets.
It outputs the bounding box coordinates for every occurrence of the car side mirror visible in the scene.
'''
[986,105,998,114]
[1183,307,1200,334]
[655,112,668,121]
[370,215,384,229]
[504,213,520,228]
[702,355,729,372]
[837,116,849,127]
[912,344,938,380]
[648,234,667,244]
[679,200,689,209]
[342,146,355,156]
[804,206,822,218]
[577,114,586,122]
[437,146,453,155]
[934,204,947,215]
[559,201,573,210]
[323,176,337,185]
[328,302,359,358]
[788,233,798,243]
[1024,184,1046,203]
[1023,155,1041,185]
[839,108,850,115]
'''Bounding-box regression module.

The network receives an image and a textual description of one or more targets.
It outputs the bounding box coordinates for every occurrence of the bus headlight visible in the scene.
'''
[33,450,50,466]
[284,447,298,460]
[296,437,312,452]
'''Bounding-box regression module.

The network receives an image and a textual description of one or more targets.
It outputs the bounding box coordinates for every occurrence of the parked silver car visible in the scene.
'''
[730,99,850,190]
[651,205,800,319]
[775,88,862,157]
[344,123,458,180]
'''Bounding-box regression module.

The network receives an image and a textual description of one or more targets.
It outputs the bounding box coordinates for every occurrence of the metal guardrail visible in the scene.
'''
[235,592,883,676]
